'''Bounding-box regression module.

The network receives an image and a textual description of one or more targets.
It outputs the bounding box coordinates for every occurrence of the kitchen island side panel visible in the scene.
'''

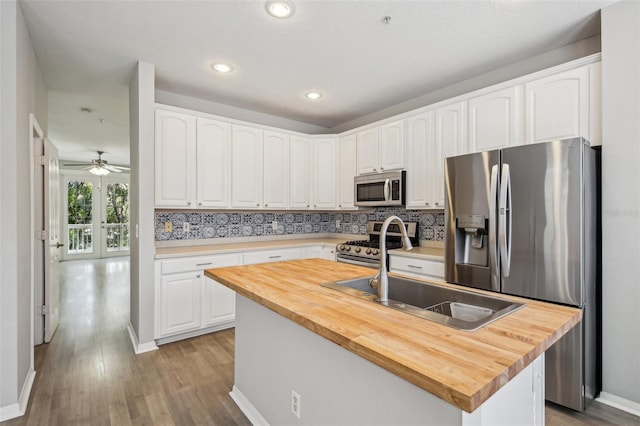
[233,295,543,426]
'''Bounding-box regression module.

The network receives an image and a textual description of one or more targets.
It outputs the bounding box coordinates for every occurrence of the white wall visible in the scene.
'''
[0,0,48,418]
[128,61,157,350]
[600,0,640,412]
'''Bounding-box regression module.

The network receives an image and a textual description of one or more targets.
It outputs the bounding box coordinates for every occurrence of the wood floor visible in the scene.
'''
[3,258,638,425]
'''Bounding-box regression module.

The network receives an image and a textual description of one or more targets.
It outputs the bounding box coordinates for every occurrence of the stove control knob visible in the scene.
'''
[366,248,372,255]
[372,249,379,255]
[344,246,351,251]
[338,245,345,251]
[354,247,361,253]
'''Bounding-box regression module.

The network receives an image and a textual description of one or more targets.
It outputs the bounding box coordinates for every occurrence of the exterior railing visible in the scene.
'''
[105,223,130,252]
[67,223,130,255]
[68,224,93,254]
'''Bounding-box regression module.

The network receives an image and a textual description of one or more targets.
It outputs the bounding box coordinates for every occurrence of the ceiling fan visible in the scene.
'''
[63,151,130,176]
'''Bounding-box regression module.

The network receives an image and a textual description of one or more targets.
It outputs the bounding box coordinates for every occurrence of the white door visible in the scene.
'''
[406,111,435,209]
[231,125,263,208]
[290,136,311,209]
[100,177,130,257]
[338,134,357,209]
[63,173,99,260]
[196,118,230,208]
[435,101,466,208]
[312,138,337,209]
[379,120,405,171]
[468,86,524,152]
[262,130,290,209]
[356,128,379,174]
[44,138,61,342]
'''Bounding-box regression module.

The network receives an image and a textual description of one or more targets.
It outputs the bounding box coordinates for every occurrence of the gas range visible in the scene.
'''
[336,221,418,268]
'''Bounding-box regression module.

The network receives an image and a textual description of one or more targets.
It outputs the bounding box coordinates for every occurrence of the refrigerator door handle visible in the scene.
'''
[499,164,513,277]
[489,165,499,276]
[383,178,390,201]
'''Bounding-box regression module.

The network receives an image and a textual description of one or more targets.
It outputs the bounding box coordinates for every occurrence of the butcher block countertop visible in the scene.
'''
[204,258,581,413]
[389,245,444,260]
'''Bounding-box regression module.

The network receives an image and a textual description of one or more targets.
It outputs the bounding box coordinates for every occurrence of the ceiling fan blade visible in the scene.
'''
[62,163,94,166]
[111,165,130,170]
[103,165,122,173]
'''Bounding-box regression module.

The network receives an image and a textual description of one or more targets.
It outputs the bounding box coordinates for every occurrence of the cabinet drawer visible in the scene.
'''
[161,253,241,274]
[389,255,444,280]
[243,247,305,265]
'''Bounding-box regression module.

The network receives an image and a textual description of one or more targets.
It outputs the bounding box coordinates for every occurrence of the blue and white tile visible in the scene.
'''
[172,213,187,226]
[252,224,264,236]
[327,222,335,232]
[343,214,352,223]
[435,213,445,226]
[229,225,241,236]
[275,213,285,222]
[241,224,253,237]
[434,226,445,240]
[284,213,295,224]
[155,229,171,241]
[311,213,321,223]
[420,213,436,226]
[295,213,304,223]
[216,225,228,238]
[351,224,360,234]
[422,227,435,240]
[188,213,202,225]
[252,213,265,224]
[203,213,216,225]
[295,223,305,234]
[202,226,216,239]
[241,213,253,224]
[229,213,241,224]
[357,213,368,224]
[286,223,295,234]
[172,227,186,239]
[321,213,330,222]
[264,213,275,223]
[216,213,229,225]
[276,223,285,235]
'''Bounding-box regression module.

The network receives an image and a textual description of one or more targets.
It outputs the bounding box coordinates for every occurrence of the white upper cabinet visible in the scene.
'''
[525,66,589,145]
[290,136,312,210]
[356,120,405,175]
[434,101,466,208]
[468,86,524,152]
[155,110,196,207]
[196,118,230,208]
[231,125,263,209]
[338,134,357,209]
[312,138,337,209]
[406,111,436,209]
[356,128,379,174]
[262,130,290,209]
[379,120,405,171]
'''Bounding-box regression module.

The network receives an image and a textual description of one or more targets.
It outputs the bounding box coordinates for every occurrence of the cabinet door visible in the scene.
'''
[356,128,379,174]
[201,253,240,328]
[160,271,201,336]
[155,110,196,207]
[379,120,405,171]
[406,111,434,209]
[231,125,263,208]
[196,118,230,208]
[312,138,337,209]
[338,134,357,209]
[468,86,523,152]
[434,102,466,208]
[263,131,290,209]
[321,246,336,261]
[290,136,312,209]
[525,66,589,144]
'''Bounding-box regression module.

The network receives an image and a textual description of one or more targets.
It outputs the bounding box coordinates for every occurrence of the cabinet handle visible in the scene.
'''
[307,204,310,208]
[314,204,317,207]
[187,201,191,206]
[269,255,282,259]
[196,262,213,266]
[380,167,384,171]
[197,274,201,278]
[425,202,430,206]
[408,264,423,269]
[265,204,268,207]
[198,202,202,206]
[338,204,342,207]
[435,202,440,206]
[373,168,377,172]
[256,203,260,207]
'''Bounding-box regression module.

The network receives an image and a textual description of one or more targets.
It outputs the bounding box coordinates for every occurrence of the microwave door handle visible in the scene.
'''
[384,179,390,202]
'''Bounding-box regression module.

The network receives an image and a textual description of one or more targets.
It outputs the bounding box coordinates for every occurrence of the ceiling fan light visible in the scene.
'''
[89,166,110,176]
[266,0,295,18]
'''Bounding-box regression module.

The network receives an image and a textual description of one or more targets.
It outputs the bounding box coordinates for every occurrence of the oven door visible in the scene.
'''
[336,254,380,269]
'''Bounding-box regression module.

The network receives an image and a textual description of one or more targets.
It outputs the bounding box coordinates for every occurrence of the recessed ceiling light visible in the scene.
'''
[211,63,233,73]
[266,0,295,18]
[305,91,322,100]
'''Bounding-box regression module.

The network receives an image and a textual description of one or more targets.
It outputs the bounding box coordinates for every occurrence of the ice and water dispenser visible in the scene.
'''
[454,215,489,267]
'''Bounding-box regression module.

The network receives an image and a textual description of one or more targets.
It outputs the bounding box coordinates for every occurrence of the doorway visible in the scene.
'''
[62,171,130,260]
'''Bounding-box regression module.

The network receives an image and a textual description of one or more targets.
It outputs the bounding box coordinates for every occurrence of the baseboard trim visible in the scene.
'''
[0,369,36,422]
[230,385,269,426]
[126,323,158,354]
[597,392,640,417]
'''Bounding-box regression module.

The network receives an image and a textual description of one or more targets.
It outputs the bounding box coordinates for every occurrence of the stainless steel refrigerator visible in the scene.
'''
[444,138,599,412]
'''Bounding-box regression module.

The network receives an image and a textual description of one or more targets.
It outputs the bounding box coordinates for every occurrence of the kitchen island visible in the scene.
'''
[205,258,581,425]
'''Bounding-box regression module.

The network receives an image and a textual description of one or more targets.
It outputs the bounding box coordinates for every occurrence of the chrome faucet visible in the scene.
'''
[369,215,413,303]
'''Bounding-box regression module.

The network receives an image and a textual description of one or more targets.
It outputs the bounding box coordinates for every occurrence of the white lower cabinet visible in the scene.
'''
[308,244,337,261]
[389,254,444,281]
[156,253,241,341]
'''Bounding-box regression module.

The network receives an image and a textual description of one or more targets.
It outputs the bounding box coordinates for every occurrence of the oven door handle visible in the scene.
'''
[337,256,380,269]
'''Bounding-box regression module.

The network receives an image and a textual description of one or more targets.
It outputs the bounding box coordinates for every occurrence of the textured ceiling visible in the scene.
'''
[20,0,612,165]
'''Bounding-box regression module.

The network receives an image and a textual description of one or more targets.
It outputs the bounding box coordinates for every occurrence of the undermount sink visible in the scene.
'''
[321,275,525,331]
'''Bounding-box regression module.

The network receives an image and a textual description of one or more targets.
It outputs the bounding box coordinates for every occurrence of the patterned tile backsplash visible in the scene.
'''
[155,208,445,242]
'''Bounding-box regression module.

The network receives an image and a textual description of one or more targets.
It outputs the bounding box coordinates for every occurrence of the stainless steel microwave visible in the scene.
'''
[354,171,406,207]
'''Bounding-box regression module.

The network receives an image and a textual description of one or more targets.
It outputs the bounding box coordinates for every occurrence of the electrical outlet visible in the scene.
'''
[183,222,190,233]
[272,220,278,230]
[335,219,341,228]
[164,222,173,233]
[291,389,301,419]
